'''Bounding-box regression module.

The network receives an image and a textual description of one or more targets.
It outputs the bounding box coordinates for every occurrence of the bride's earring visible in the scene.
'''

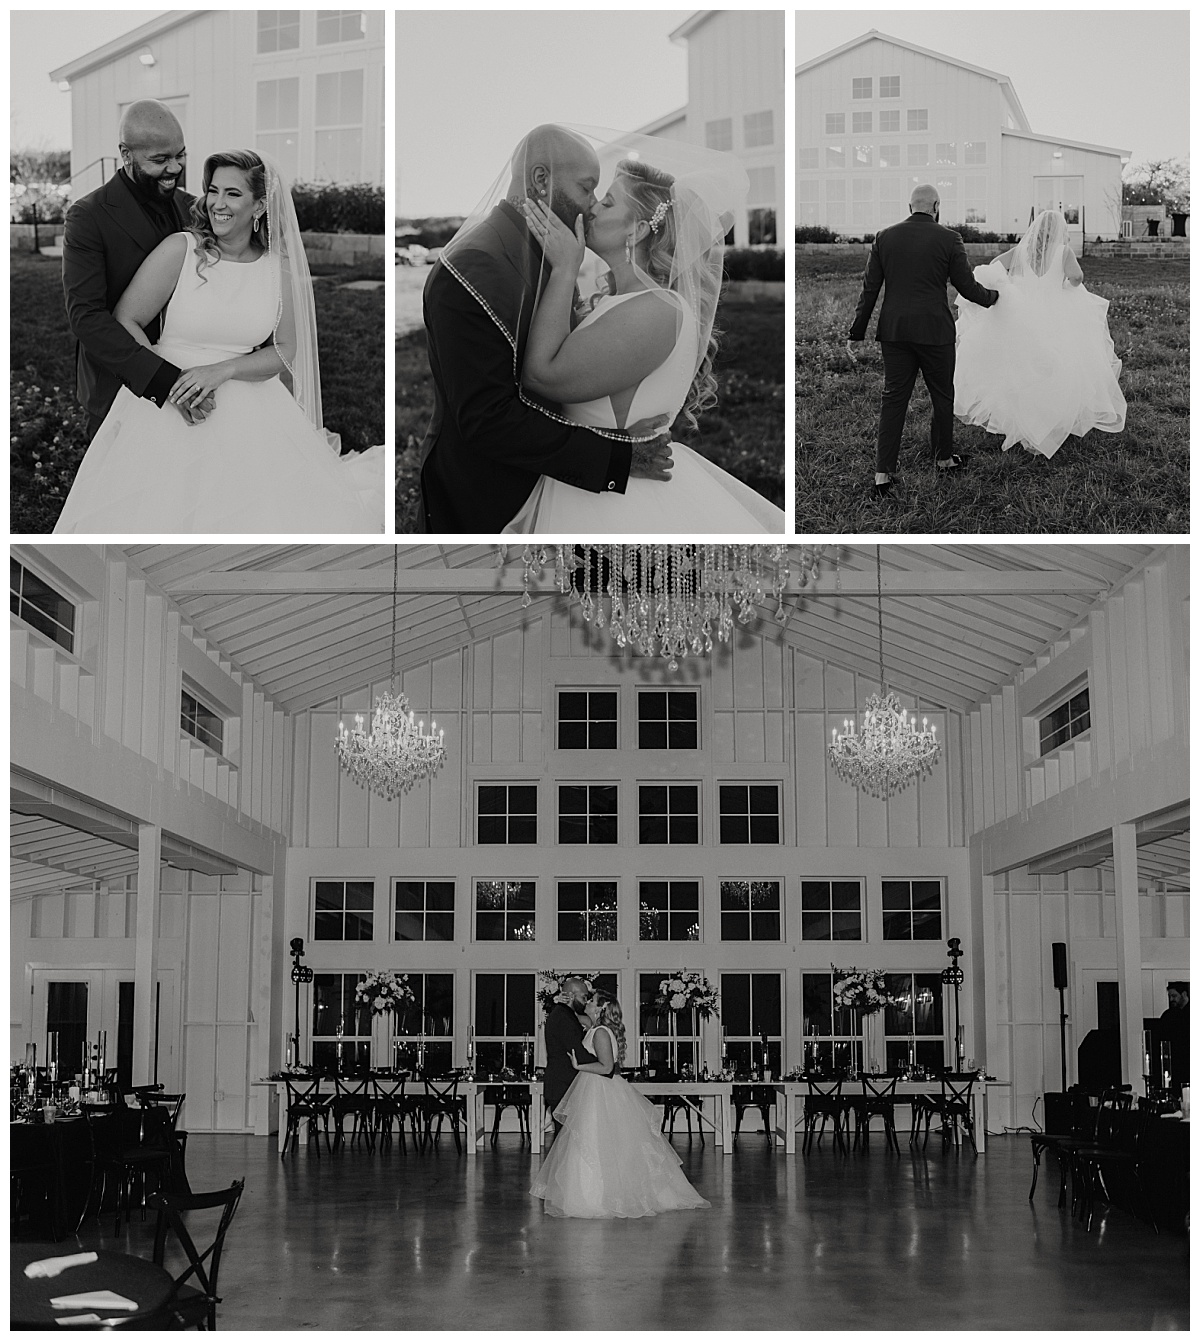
[624,235,634,265]
[253,215,261,234]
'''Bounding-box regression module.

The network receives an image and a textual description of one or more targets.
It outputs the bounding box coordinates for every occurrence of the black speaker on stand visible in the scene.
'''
[1052,942,1069,1092]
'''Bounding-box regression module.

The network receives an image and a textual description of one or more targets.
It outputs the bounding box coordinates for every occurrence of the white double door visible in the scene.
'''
[1033,176,1084,248]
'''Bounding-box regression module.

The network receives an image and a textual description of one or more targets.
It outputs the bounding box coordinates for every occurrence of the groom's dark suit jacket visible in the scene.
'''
[848,212,998,344]
[418,200,632,533]
[62,169,195,420]
[542,1002,601,1118]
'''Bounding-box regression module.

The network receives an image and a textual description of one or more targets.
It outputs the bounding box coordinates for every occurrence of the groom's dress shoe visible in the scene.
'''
[935,454,966,472]
[872,478,895,499]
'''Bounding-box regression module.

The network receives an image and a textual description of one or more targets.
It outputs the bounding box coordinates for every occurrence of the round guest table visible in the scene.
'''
[11,1242,174,1330]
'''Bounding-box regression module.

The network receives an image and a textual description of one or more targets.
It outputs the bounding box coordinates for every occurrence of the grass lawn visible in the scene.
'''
[10,251,384,533]
[797,252,1189,534]
[396,294,784,532]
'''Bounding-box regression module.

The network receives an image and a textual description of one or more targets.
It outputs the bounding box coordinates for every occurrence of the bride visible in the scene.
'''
[953,209,1127,458]
[503,149,783,534]
[529,991,710,1219]
[54,150,381,533]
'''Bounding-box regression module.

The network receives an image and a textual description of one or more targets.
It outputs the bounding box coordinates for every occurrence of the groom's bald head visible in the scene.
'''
[118,99,186,199]
[509,124,600,230]
[909,184,939,217]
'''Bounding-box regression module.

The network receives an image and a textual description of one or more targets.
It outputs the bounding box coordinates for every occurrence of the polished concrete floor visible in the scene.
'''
[64,1128,1187,1331]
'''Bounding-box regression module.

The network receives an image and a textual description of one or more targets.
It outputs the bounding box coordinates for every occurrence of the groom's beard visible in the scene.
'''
[549,188,584,232]
[570,999,588,1015]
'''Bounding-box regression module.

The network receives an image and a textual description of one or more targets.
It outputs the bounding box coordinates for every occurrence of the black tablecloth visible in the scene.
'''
[1143,1115,1189,1232]
[10,1117,107,1242]
[10,1242,174,1329]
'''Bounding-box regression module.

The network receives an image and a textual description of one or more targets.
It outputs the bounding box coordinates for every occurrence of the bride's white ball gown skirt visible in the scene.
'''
[529,1026,711,1219]
[953,259,1127,459]
[54,249,382,533]
[504,294,784,534]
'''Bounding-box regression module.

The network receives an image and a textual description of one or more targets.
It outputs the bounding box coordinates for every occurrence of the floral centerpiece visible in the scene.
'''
[354,970,416,1015]
[832,967,898,1016]
[538,969,599,1012]
[654,970,719,1019]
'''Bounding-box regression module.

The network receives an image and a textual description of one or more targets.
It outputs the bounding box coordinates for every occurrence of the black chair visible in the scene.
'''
[149,1178,245,1330]
[280,1078,332,1158]
[137,1092,191,1195]
[731,1085,773,1144]
[1029,1089,1095,1202]
[371,1074,416,1150]
[1069,1092,1153,1232]
[483,1084,531,1145]
[802,1079,849,1152]
[420,1075,465,1152]
[921,1073,979,1154]
[84,1102,173,1235]
[852,1076,900,1152]
[331,1073,375,1149]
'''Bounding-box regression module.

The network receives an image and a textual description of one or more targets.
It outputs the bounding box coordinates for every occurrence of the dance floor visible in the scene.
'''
[64,1130,1187,1330]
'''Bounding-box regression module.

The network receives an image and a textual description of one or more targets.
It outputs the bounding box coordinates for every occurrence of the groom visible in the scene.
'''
[543,977,601,1138]
[848,183,999,497]
[418,123,674,532]
[62,99,209,440]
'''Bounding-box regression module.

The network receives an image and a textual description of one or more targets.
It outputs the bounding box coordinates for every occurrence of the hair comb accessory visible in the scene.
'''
[648,198,672,233]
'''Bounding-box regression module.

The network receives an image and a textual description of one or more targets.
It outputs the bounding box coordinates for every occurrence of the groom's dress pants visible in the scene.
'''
[876,341,956,474]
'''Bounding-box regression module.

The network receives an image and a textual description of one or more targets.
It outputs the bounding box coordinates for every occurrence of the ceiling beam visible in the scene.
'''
[162,568,1105,598]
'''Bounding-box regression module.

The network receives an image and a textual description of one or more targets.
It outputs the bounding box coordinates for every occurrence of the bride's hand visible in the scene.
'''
[569,1050,582,1070]
[521,198,585,273]
[169,364,231,410]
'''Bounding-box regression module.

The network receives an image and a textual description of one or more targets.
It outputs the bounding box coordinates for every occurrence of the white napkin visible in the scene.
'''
[55,1316,103,1327]
[24,1252,98,1279]
[50,1291,138,1312]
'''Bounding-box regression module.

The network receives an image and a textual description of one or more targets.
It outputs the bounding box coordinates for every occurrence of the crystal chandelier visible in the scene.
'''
[521,545,815,670]
[335,548,446,799]
[827,546,941,798]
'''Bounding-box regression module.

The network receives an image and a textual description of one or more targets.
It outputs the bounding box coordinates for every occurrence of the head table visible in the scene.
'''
[255,1076,1004,1155]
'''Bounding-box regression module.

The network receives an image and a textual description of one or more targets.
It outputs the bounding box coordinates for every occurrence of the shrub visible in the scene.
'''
[291,182,385,235]
[947,225,1021,244]
[795,225,840,243]
[723,248,784,281]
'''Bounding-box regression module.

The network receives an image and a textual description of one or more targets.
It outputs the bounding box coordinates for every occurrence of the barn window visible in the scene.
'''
[936,142,957,166]
[826,146,846,169]
[852,112,872,134]
[907,144,929,167]
[825,113,845,135]
[907,109,928,132]
[257,11,300,53]
[314,68,364,182]
[964,141,987,166]
[316,10,366,44]
[878,144,901,170]
[256,78,301,183]
[797,148,819,171]
[854,144,873,168]
[706,118,733,152]
[879,110,900,133]
[880,76,900,98]
[743,110,774,148]
[852,78,872,99]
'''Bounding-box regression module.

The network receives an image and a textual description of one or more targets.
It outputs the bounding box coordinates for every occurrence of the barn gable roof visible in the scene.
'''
[49,11,204,85]
[796,29,1032,133]
[1002,127,1129,162]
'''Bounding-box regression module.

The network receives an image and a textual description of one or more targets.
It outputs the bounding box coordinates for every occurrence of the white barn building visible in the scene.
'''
[50,9,385,197]
[640,10,784,247]
[797,31,1129,244]
[10,544,1188,1139]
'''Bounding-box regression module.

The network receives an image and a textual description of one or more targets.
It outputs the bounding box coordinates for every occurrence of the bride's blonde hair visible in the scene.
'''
[593,990,626,1066]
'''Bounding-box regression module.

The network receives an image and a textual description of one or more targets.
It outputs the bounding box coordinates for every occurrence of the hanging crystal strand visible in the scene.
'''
[594,545,608,629]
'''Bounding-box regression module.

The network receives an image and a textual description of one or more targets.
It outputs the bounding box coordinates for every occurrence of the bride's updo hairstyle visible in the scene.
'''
[593,990,627,1066]
[189,150,269,280]
[615,157,720,432]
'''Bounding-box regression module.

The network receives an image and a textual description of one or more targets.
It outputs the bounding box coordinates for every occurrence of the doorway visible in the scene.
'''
[1033,176,1084,247]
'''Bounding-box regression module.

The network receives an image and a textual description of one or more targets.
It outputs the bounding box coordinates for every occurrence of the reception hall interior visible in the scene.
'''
[10,542,1189,1330]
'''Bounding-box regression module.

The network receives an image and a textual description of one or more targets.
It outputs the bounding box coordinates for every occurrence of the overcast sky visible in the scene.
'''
[798,11,1189,169]
[11,11,168,151]
[397,10,690,217]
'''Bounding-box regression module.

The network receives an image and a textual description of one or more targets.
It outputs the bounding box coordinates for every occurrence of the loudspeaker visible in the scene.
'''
[1052,942,1068,990]
[1042,1091,1073,1134]
[1078,1028,1122,1090]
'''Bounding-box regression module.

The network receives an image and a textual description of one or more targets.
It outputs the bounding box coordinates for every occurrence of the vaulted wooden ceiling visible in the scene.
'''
[120,544,1163,715]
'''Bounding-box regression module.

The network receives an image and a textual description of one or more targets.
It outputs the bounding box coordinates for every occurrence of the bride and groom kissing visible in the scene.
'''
[419,123,784,534]
[530,977,709,1219]
[847,183,1126,497]
[54,99,379,533]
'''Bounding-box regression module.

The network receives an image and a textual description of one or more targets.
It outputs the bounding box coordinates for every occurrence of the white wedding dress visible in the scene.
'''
[953,250,1126,459]
[529,1025,711,1219]
[54,246,382,533]
[504,292,784,534]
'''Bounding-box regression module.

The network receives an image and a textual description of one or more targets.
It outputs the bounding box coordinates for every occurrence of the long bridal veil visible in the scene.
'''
[954,209,1126,458]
